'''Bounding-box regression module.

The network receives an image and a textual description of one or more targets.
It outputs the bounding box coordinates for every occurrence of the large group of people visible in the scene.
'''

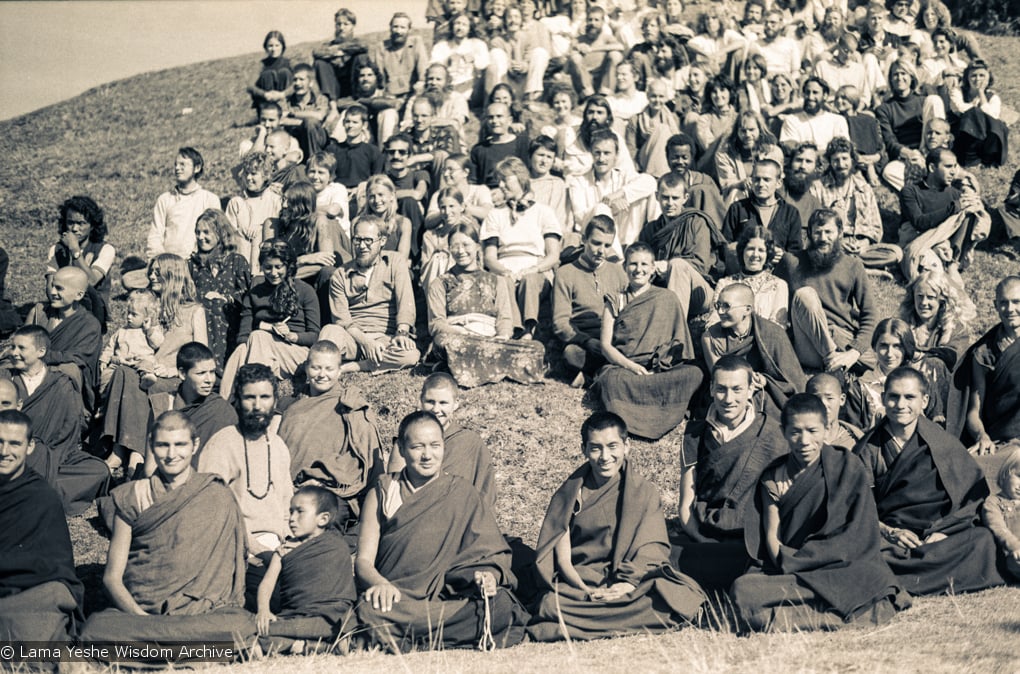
[4,0,1020,663]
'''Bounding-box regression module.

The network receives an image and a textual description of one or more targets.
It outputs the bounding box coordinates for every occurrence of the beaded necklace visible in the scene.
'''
[243,433,273,500]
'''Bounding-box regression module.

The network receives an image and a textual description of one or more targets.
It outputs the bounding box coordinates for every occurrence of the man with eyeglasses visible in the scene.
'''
[382,133,429,257]
[320,216,420,373]
[701,283,805,419]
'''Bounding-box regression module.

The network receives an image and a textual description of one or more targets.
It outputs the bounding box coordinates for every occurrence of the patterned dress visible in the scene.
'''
[189,251,252,368]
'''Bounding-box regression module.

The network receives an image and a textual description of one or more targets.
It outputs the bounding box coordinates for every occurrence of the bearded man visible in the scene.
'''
[780,143,823,244]
[775,209,878,372]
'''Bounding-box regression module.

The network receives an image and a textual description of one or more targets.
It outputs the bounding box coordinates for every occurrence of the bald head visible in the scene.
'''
[720,283,754,307]
[54,266,88,292]
[807,372,841,396]
[0,378,22,410]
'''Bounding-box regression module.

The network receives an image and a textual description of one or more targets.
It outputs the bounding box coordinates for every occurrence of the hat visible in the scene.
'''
[120,255,149,290]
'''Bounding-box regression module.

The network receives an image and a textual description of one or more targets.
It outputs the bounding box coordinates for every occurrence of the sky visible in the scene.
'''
[0,0,426,120]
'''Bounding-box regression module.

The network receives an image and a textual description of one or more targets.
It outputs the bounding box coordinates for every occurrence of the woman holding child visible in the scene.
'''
[428,222,543,387]
[102,254,208,472]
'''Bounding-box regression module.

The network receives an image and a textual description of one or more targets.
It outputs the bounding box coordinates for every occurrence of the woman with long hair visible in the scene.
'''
[949,60,1009,166]
[710,225,789,327]
[101,254,209,473]
[48,195,117,330]
[355,175,412,259]
[219,239,320,397]
[263,181,336,280]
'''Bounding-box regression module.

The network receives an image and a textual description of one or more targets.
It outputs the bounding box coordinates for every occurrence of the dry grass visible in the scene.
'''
[3,21,1020,674]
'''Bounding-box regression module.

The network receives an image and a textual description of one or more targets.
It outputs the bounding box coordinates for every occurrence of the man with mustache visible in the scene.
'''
[779,77,850,156]
[776,208,878,373]
[780,143,823,240]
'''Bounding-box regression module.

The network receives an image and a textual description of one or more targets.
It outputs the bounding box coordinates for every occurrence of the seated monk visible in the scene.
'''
[955,276,1020,455]
[732,394,910,632]
[854,367,1005,596]
[596,243,704,440]
[80,411,251,657]
[806,373,864,451]
[280,340,384,533]
[388,373,497,508]
[702,283,805,418]
[676,356,788,591]
[0,410,84,642]
[24,267,102,410]
[0,377,107,516]
[355,411,528,651]
[527,412,705,642]
[142,342,237,475]
[2,326,85,479]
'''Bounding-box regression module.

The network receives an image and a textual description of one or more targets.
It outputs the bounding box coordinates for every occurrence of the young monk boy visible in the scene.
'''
[387,372,496,507]
[731,393,909,632]
[528,411,705,641]
[3,326,83,471]
[255,485,357,654]
[356,411,527,651]
[806,373,863,450]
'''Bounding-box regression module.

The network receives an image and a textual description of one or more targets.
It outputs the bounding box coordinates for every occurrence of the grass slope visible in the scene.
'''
[3,27,1020,672]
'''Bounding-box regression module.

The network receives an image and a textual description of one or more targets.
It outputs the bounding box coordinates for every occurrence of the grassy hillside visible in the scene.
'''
[2,28,1020,672]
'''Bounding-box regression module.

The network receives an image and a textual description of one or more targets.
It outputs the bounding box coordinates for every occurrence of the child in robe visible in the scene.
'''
[982,447,1020,580]
[255,486,357,654]
[805,373,863,451]
[99,289,164,391]
[387,372,496,507]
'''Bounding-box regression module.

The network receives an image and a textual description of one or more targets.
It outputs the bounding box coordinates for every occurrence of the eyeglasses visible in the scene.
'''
[715,302,751,312]
[385,148,409,156]
[352,237,380,247]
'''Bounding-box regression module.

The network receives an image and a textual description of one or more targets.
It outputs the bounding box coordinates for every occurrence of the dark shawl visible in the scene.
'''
[174,391,237,452]
[282,384,383,503]
[278,528,356,624]
[111,473,246,615]
[0,468,83,612]
[854,416,987,538]
[706,314,806,417]
[8,369,81,466]
[32,306,102,393]
[951,323,1020,443]
[682,412,788,541]
[638,209,721,276]
[371,472,514,601]
[533,462,706,616]
[24,437,108,517]
[744,447,904,620]
[597,286,704,439]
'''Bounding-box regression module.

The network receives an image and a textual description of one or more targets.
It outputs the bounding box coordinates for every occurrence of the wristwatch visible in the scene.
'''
[72,250,82,260]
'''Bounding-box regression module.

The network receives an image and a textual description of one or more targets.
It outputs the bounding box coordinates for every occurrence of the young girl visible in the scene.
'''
[424,154,494,228]
[982,448,1020,581]
[146,147,221,259]
[226,151,282,275]
[263,181,336,281]
[220,239,320,397]
[355,176,412,259]
[305,152,351,259]
[246,30,293,111]
[189,210,252,369]
[421,187,477,290]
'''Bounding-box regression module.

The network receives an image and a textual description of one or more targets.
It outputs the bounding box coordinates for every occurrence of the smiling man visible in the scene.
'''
[528,411,705,641]
[355,411,527,651]
[854,367,1004,596]
[320,216,420,374]
[732,393,909,632]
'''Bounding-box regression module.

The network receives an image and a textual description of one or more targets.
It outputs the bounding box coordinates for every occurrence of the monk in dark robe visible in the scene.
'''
[0,377,107,516]
[665,133,727,235]
[954,276,1020,454]
[25,267,102,410]
[4,326,84,472]
[676,357,788,591]
[528,412,705,641]
[281,341,384,529]
[144,343,237,474]
[732,394,910,632]
[0,410,84,642]
[702,284,806,418]
[854,367,1004,596]
[387,373,497,507]
[356,412,528,651]
[80,412,252,660]
[597,243,704,440]
[638,173,717,320]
